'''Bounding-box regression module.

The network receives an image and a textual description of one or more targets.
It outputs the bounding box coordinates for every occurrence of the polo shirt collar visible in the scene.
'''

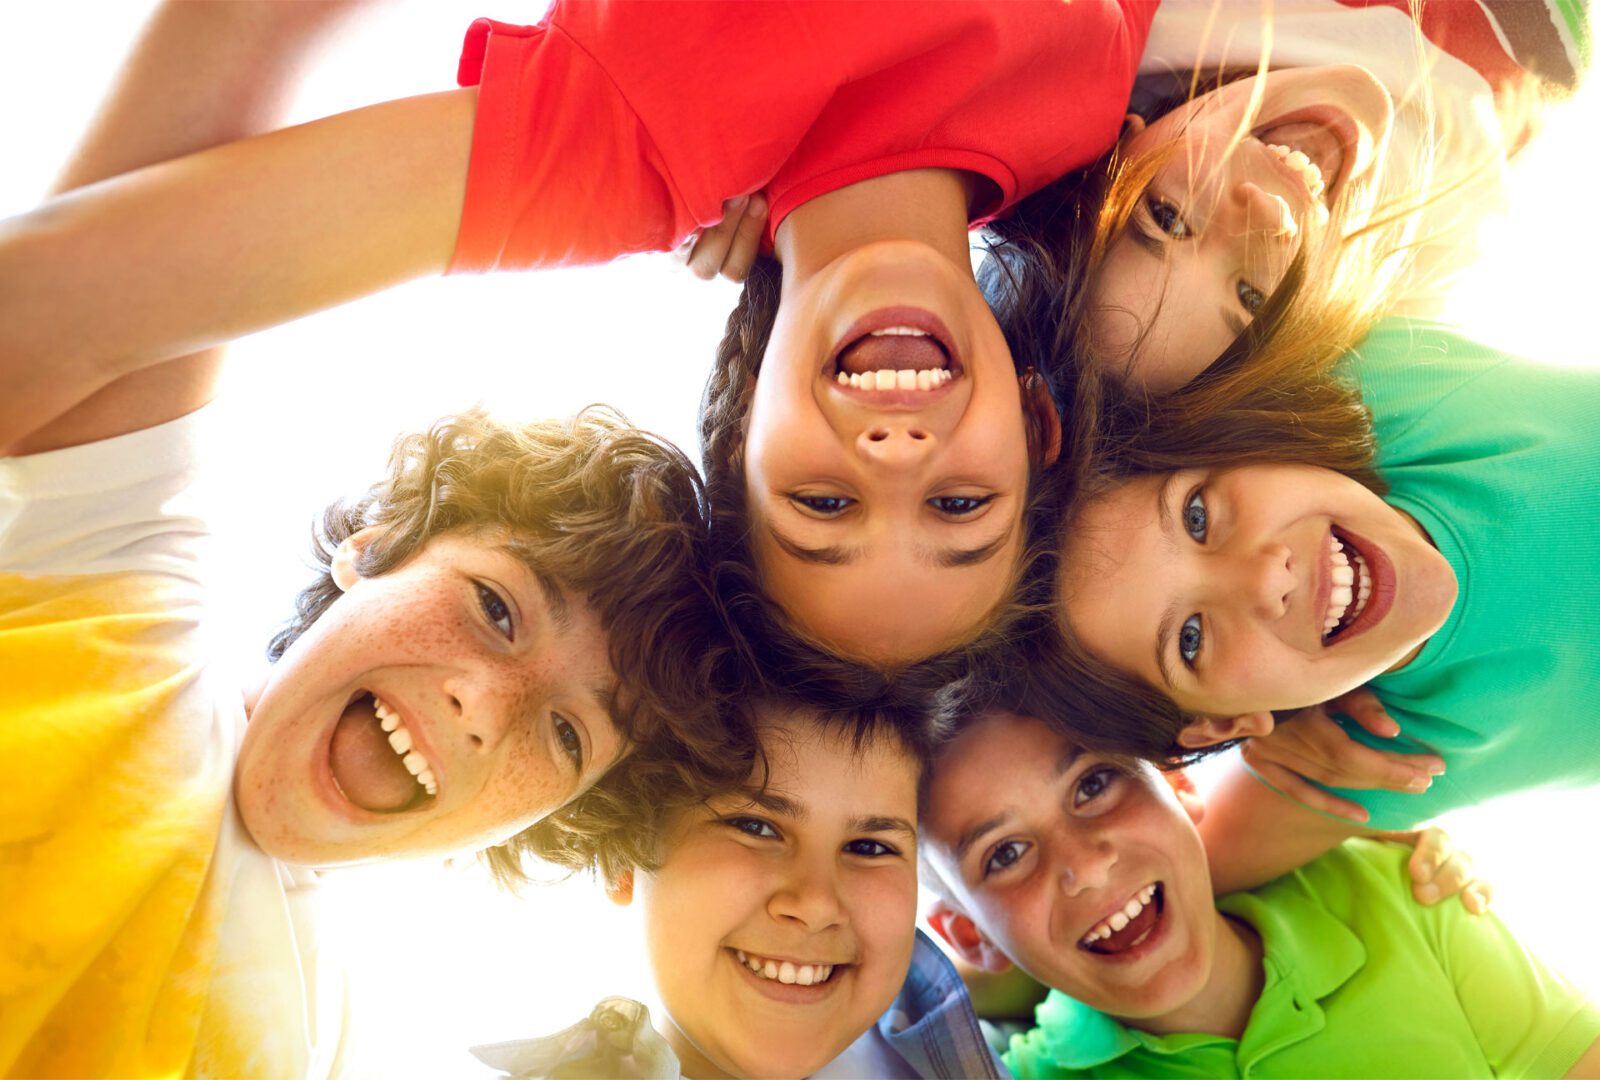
[1029,891,1366,1071]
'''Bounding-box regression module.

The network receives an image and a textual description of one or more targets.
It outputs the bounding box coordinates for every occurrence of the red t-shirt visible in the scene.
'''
[450,0,1156,273]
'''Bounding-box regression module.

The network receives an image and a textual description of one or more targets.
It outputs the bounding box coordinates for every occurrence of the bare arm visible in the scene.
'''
[0,10,473,453]
[1199,756,1367,896]
[1567,1037,1600,1078]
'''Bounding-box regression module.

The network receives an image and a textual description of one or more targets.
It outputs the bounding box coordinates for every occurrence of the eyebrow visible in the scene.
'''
[853,815,918,843]
[740,791,915,841]
[952,746,1082,863]
[1153,473,1182,689]
[766,519,1014,570]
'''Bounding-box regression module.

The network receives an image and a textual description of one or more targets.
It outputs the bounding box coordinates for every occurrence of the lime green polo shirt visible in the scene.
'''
[1313,321,1600,828]
[1003,841,1599,1078]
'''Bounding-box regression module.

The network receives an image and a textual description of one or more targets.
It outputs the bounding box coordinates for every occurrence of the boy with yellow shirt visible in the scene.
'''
[0,5,725,1074]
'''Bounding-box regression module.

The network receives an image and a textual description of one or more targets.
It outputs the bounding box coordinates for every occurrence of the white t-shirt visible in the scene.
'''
[0,409,343,1077]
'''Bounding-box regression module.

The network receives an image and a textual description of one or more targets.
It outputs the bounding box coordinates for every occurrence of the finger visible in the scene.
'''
[1252,761,1371,823]
[1462,880,1494,915]
[718,192,768,283]
[1414,850,1475,905]
[1408,826,1451,881]
[1330,688,1401,738]
[685,196,749,280]
[1247,731,1435,793]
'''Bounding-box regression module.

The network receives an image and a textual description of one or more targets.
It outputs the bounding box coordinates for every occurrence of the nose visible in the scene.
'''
[767,856,846,931]
[1228,180,1298,239]
[1220,541,1294,621]
[440,671,516,753]
[855,424,935,468]
[1050,832,1117,898]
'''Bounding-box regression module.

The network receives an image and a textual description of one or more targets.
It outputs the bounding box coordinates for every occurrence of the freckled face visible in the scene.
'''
[921,712,1216,1020]
[636,713,920,1079]
[236,532,622,866]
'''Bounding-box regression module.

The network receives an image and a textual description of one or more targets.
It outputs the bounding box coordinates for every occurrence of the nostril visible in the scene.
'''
[909,430,928,441]
[867,430,889,442]
[449,695,463,713]
[468,733,483,749]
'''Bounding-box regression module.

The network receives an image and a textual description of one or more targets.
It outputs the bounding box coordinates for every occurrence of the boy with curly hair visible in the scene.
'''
[0,5,730,1074]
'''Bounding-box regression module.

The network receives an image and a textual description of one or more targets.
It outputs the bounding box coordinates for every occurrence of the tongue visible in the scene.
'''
[329,697,418,812]
[837,334,946,376]
[1258,121,1344,193]
[1094,894,1161,955]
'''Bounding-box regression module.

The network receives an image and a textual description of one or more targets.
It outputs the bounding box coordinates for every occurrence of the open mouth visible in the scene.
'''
[328,691,438,813]
[1321,527,1395,645]
[1079,882,1164,956]
[829,307,961,395]
[1252,107,1358,206]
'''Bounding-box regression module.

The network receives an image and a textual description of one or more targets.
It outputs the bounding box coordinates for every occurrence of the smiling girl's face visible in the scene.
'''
[1089,64,1395,391]
[1057,465,1457,717]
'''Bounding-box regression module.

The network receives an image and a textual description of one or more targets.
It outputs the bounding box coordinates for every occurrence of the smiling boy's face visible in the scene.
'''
[1058,464,1457,718]
[922,712,1219,1022]
[237,530,625,865]
[625,710,920,1079]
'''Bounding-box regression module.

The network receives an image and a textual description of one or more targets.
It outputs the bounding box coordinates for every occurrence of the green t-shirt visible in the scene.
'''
[1315,320,1600,829]
[1003,840,1599,1079]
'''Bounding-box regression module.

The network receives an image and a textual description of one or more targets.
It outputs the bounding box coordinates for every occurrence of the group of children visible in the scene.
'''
[2,0,1596,1076]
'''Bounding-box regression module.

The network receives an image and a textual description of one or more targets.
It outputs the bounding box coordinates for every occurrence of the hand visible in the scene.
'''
[1239,689,1446,823]
[1398,825,1493,914]
[674,193,768,282]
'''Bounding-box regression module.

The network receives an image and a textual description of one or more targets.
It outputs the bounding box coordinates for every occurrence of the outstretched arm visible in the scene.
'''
[0,4,473,453]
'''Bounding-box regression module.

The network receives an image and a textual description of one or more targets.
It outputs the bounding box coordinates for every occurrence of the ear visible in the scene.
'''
[1162,768,1206,827]
[1120,112,1147,142]
[605,869,635,907]
[330,525,385,593]
[927,900,1013,973]
[1021,369,1063,467]
[1176,711,1274,750]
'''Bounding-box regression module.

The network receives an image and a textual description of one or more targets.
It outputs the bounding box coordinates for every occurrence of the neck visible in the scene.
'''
[772,168,976,288]
[1129,911,1262,1040]
[659,1017,732,1080]
[1386,503,1440,673]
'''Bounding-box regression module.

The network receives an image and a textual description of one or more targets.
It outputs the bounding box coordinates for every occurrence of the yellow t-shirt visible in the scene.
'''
[0,411,340,1078]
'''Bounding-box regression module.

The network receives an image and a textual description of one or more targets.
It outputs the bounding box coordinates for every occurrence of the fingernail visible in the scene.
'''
[1407,774,1432,792]
[1427,760,1446,776]
[1416,861,1435,877]
[750,194,769,218]
[1417,884,1438,901]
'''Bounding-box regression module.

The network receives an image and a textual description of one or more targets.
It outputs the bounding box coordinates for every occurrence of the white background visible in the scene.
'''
[2,3,1596,1074]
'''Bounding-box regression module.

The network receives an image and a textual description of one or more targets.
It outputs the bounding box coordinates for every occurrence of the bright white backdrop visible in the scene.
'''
[2,4,1595,1075]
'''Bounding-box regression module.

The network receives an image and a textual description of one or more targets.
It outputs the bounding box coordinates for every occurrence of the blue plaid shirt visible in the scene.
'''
[471,930,1004,1079]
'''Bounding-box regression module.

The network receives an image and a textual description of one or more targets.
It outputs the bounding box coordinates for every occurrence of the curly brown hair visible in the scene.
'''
[266,407,745,881]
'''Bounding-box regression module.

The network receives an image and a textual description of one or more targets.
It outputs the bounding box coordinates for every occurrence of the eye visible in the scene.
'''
[843,838,899,858]
[790,494,855,517]
[1236,280,1266,315]
[554,713,584,771]
[1074,766,1120,807]
[1146,196,1192,239]
[928,494,996,517]
[1182,488,1208,542]
[723,816,780,840]
[982,839,1029,879]
[1179,615,1203,666]
[476,582,515,640]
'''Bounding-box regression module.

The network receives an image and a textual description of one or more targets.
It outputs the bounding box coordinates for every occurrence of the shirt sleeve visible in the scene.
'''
[1427,884,1600,1076]
[450,17,693,273]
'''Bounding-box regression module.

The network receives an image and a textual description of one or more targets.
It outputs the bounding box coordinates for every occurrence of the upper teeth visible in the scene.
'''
[836,327,953,390]
[1323,537,1372,638]
[1080,884,1157,946]
[1265,142,1326,199]
[372,695,437,796]
[734,949,835,987]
